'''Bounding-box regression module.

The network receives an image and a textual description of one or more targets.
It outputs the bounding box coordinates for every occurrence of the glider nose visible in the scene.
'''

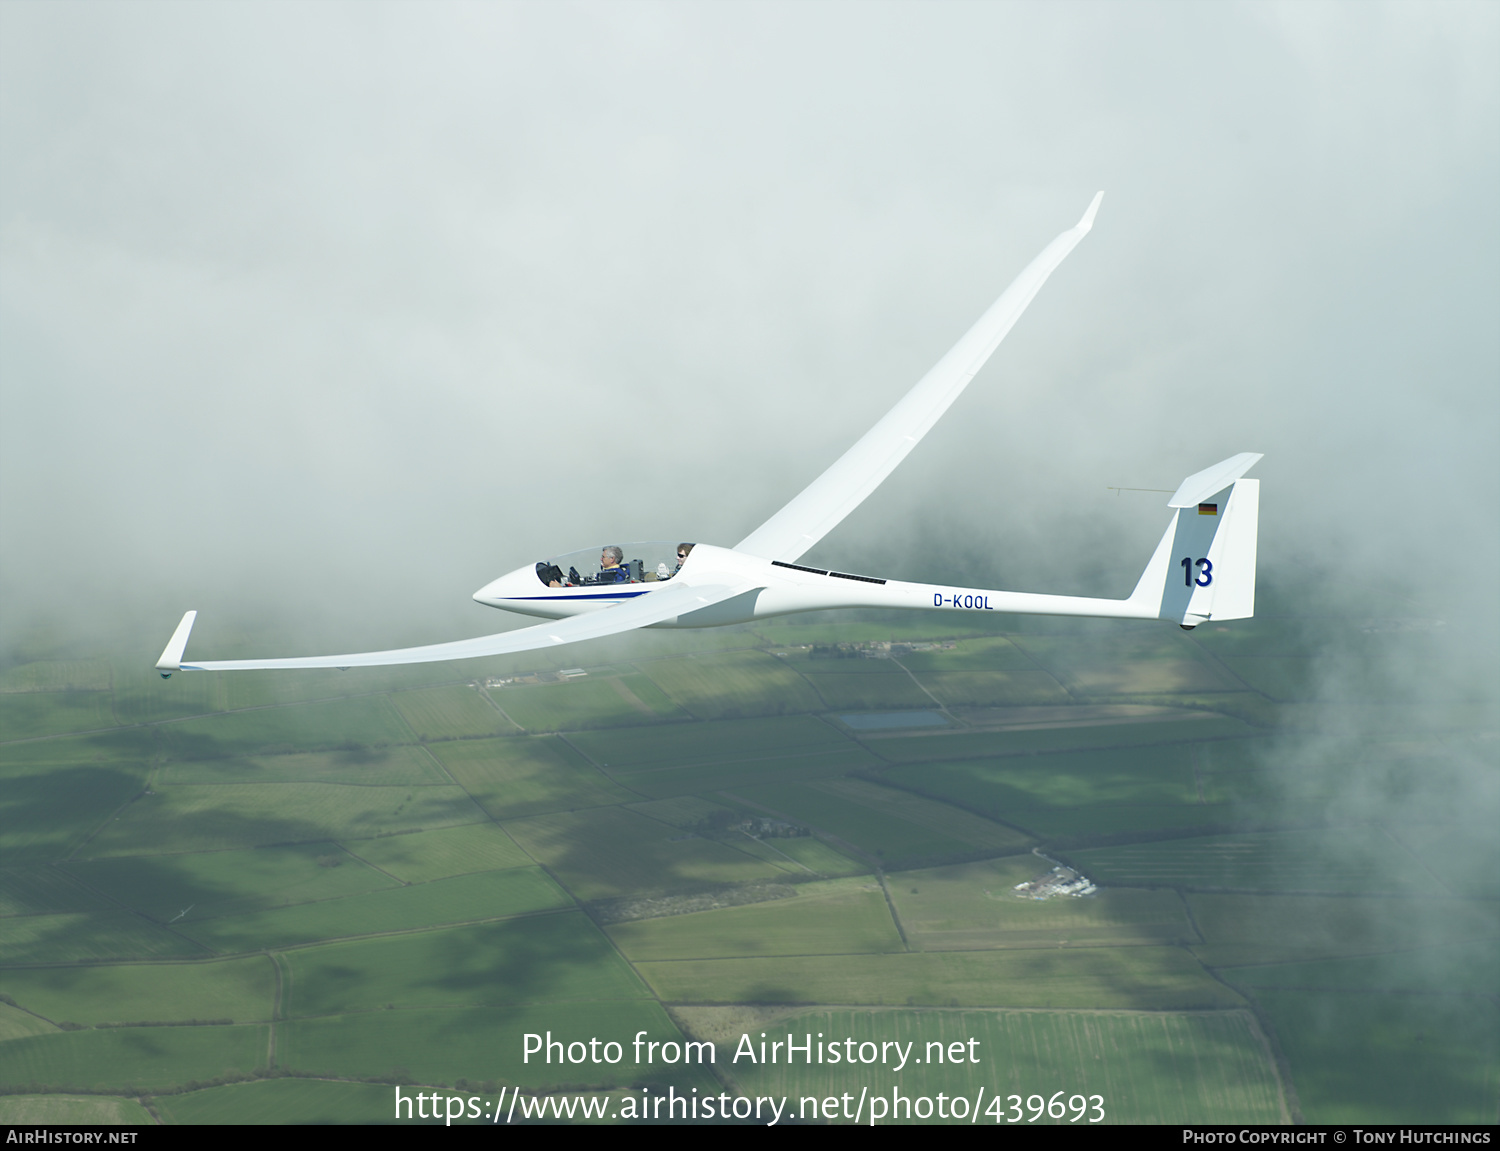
[473,565,536,608]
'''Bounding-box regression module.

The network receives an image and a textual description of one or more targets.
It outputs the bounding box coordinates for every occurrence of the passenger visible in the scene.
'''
[599,545,631,583]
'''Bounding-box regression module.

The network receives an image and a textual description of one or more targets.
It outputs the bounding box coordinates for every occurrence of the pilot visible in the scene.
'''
[671,543,695,577]
[599,545,631,583]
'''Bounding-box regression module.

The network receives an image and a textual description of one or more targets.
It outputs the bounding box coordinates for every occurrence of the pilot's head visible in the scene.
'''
[601,546,624,568]
[676,543,695,565]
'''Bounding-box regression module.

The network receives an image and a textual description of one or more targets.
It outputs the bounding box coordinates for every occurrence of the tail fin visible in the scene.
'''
[1127,454,1262,628]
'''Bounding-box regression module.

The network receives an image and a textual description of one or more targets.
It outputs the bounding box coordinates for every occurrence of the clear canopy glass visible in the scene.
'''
[533,542,695,587]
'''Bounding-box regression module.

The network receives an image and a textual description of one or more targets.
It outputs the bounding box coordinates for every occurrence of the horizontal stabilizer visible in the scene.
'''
[1167,452,1263,508]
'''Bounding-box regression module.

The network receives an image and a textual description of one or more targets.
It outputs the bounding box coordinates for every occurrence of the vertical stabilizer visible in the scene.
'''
[1128,463,1260,628]
[1201,479,1258,621]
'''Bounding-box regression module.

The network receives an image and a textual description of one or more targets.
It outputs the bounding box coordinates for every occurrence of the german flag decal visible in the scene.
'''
[1198,503,1218,516]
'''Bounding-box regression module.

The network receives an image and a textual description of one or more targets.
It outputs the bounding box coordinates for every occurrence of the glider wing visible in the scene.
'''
[735,192,1104,563]
[158,580,745,673]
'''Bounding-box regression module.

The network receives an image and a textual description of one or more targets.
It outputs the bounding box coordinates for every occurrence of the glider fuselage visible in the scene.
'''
[472,543,1159,628]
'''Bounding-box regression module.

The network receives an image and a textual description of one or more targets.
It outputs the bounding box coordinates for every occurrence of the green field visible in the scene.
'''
[620,746,883,799]
[2,911,211,965]
[208,666,452,711]
[0,1024,269,1092]
[1,762,151,864]
[733,778,1027,867]
[426,735,639,818]
[154,1078,397,1125]
[0,660,113,693]
[1,603,1490,1123]
[389,685,520,738]
[341,822,531,882]
[1010,631,1240,690]
[177,867,572,951]
[808,778,1028,855]
[503,807,788,899]
[569,716,876,801]
[699,1008,1286,1124]
[491,672,688,732]
[277,1003,719,1091]
[568,714,850,770]
[906,670,1074,707]
[877,745,1199,820]
[80,782,487,856]
[0,727,156,771]
[161,744,449,785]
[744,834,869,876]
[0,1004,58,1041]
[62,842,402,922]
[897,638,1036,671]
[637,947,1243,1010]
[1051,659,1243,696]
[870,716,1251,763]
[1183,617,1327,658]
[1219,938,1500,994]
[887,857,1196,950]
[638,650,826,718]
[752,618,1005,647]
[1000,803,1270,841]
[1251,991,1498,1124]
[158,695,416,759]
[800,672,937,712]
[1066,827,1435,894]
[1,866,117,916]
[279,913,648,1016]
[623,795,736,828]
[0,692,118,740]
[0,956,275,1026]
[0,1094,156,1124]
[606,878,903,959]
[1186,893,1500,966]
[792,663,934,711]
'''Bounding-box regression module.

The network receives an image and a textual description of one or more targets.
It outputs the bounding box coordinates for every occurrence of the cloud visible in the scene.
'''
[1,1,1494,659]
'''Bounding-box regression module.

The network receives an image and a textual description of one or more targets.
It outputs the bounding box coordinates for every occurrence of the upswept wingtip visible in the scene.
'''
[155,610,198,677]
[1077,191,1105,233]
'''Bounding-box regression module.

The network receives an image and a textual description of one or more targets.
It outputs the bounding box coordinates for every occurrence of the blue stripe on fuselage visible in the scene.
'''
[507,591,653,601]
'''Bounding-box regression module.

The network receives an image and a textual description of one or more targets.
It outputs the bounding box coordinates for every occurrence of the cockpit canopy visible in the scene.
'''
[534,542,695,587]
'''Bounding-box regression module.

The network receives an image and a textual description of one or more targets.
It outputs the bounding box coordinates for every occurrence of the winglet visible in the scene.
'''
[1077,191,1104,233]
[155,611,198,677]
[1167,453,1263,508]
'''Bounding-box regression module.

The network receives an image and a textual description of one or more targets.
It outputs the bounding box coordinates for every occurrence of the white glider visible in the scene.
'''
[157,193,1262,676]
